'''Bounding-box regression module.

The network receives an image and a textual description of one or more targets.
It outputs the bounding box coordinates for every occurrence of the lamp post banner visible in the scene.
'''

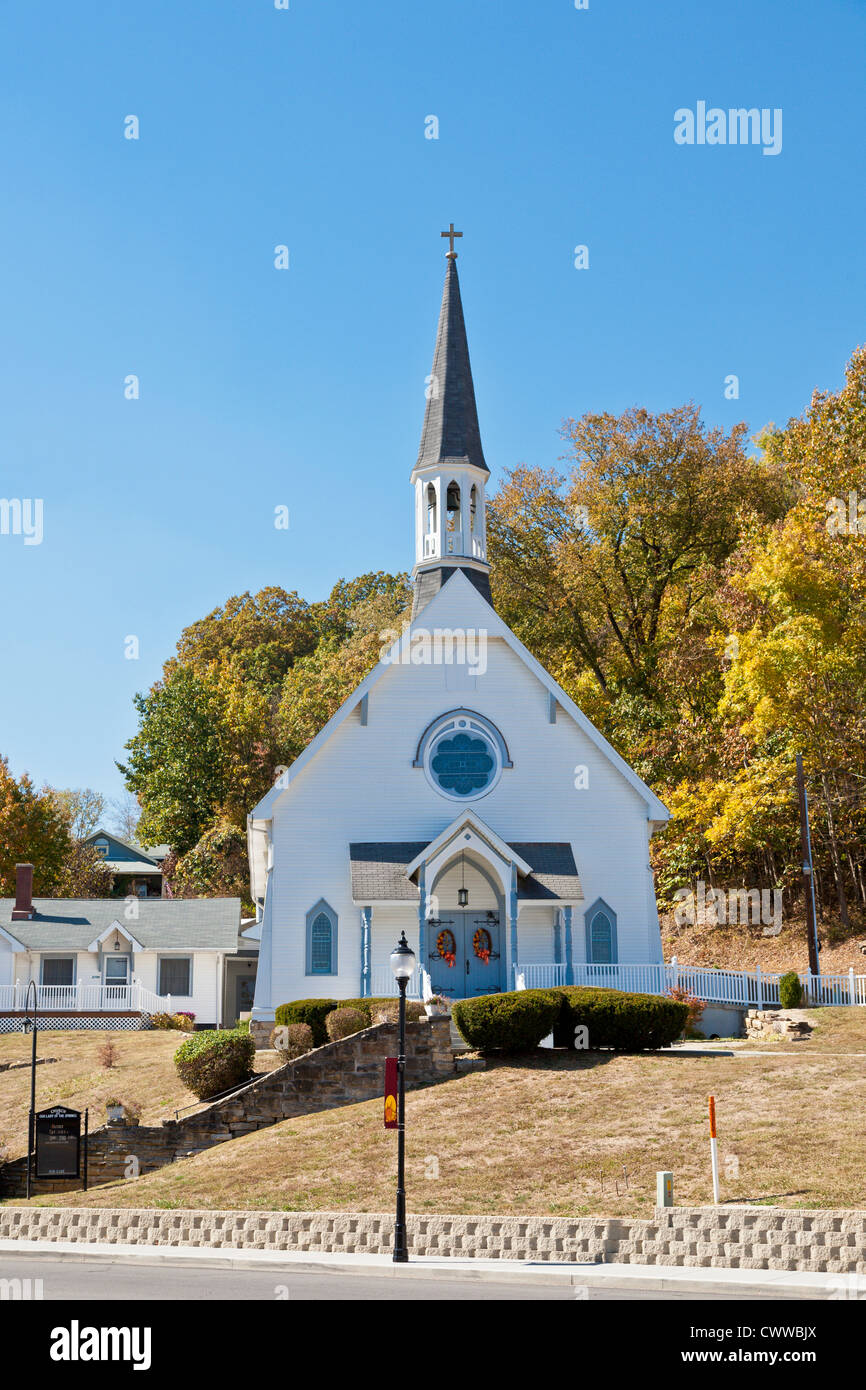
[384,1056,398,1129]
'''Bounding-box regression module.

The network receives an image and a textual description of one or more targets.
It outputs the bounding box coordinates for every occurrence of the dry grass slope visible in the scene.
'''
[0,1029,281,1162]
[19,1008,866,1219]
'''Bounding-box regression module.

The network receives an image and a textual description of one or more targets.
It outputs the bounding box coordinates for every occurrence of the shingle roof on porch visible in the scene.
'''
[349,842,582,902]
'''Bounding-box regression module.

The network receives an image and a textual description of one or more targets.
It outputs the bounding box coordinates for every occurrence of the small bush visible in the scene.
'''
[325,1007,368,1042]
[369,999,427,1025]
[779,971,803,1009]
[666,986,706,1038]
[553,987,688,1051]
[275,999,338,1047]
[270,1022,314,1060]
[174,1029,256,1100]
[233,1019,250,1034]
[275,996,426,1045]
[123,1098,143,1126]
[151,1011,196,1032]
[97,1038,118,1069]
[452,990,561,1054]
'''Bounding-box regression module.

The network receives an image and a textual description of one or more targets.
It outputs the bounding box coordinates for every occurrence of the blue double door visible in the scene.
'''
[428,910,504,999]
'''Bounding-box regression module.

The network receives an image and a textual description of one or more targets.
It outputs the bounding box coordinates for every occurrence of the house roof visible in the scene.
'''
[414,256,488,477]
[0,898,242,952]
[84,829,161,868]
[349,841,582,903]
[101,859,162,875]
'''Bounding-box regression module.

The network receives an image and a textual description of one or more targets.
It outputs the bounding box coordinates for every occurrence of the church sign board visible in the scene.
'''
[35,1105,81,1179]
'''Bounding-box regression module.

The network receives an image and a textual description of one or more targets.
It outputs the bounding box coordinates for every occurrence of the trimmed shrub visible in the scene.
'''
[452,990,561,1055]
[553,987,688,1051]
[270,1022,314,1060]
[368,999,427,1025]
[779,971,804,1009]
[325,1007,368,1042]
[275,996,426,1045]
[274,999,338,1047]
[174,1029,256,1100]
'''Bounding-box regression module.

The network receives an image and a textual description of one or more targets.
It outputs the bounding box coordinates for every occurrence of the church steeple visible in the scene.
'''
[411,233,493,618]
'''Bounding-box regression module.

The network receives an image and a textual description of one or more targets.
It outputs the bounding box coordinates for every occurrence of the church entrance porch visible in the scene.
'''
[427,909,503,999]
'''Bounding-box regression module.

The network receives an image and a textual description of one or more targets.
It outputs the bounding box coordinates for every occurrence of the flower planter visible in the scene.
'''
[425,1003,451,1018]
[106,1105,124,1123]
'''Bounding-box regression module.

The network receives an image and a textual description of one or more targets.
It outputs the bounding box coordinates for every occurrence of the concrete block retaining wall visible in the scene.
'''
[0,1205,864,1274]
[0,1018,454,1198]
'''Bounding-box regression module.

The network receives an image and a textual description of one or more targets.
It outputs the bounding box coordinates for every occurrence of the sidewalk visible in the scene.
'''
[0,1237,837,1297]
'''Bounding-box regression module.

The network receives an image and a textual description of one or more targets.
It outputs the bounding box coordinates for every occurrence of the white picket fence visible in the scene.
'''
[515,961,866,1008]
[0,982,170,1014]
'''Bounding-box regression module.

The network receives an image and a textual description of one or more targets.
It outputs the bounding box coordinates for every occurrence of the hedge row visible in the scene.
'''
[452,986,688,1055]
[274,996,425,1047]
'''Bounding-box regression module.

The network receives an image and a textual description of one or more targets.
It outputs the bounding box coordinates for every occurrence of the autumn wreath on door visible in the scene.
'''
[473,927,492,965]
[436,928,456,968]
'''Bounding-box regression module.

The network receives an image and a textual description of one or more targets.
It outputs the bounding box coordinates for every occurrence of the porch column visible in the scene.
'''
[360,906,372,998]
[564,906,574,986]
[553,910,563,965]
[417,865,427,989]
[509,864,519,986]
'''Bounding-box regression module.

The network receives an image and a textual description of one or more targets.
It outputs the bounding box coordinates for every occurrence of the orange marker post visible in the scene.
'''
[708,1095,720,1205]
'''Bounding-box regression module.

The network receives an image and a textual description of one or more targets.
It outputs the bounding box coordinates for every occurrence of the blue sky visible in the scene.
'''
[1,0,864,811]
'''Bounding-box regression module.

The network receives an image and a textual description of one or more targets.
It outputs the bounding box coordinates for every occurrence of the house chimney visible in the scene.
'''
[11,862,35,920]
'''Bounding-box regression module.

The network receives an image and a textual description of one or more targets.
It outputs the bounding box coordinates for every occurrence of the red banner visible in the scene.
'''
[384,1057,398,1129]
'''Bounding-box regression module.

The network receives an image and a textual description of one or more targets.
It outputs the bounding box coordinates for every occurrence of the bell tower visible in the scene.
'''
[411,228,492,618]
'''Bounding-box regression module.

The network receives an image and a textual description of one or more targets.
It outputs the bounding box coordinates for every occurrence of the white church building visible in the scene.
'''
[248,240,669,1023]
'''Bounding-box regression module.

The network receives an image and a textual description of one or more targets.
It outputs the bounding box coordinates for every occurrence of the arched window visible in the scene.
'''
[426,483,437,533]
[584,899,618,965]
[446,481,460,533]
[305,900,338,975]
[470,485,478,532]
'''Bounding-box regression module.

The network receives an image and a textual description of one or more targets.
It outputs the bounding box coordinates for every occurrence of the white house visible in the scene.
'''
[247,243,669,1025]
[0,864,257,1032]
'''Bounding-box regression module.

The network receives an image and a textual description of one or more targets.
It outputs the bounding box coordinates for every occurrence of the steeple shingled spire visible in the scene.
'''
[415,256,488,476]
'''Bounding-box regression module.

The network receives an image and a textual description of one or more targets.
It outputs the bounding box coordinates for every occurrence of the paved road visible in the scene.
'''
[0,1255,810,1300]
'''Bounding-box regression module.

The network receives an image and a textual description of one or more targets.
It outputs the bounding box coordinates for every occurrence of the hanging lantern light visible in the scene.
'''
[457,852,469,908]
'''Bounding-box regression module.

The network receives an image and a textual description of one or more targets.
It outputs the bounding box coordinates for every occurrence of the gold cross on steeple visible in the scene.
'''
[441,222,462,258]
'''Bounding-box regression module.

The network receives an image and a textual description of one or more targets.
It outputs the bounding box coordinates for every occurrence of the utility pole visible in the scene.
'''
[796,754,821,977]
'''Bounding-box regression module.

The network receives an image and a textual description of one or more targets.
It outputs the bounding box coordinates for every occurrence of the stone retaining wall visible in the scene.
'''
[0,1018,453,1198]
[1,1205,864,1274]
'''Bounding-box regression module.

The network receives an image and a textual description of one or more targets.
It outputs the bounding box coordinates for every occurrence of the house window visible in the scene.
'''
[305,900,338,975]
[93,839,109,858]
[584,899,618,965]
[158,957,191,995]
[40,957,75,987]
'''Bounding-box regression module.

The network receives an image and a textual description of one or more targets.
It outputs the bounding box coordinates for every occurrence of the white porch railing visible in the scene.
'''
[515,962,866,1008]
[0,982,173,1014]
[368,967,423,1000]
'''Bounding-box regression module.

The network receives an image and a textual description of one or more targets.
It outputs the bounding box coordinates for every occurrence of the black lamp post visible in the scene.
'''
[21,980,38,1199]
[389,930,416,1264]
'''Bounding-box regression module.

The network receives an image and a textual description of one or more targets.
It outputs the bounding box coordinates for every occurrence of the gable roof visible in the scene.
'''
[0,898,242,952]
[249,570,668,824]
[84,829,161,869]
